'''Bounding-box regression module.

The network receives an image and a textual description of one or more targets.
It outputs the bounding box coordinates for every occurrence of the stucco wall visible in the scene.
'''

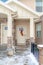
[15,19,30,40]
[19,0,36,11]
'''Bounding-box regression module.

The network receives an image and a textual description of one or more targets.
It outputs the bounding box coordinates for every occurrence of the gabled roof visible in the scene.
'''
[5,0,39,16]
[0,1,16,12]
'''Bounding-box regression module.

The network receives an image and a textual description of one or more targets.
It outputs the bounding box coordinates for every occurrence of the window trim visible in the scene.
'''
[36,0,43,12]
[35,22,41,38]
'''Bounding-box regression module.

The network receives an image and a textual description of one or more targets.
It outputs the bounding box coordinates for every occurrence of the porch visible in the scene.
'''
[0,15,35,55]
[0,15,35,46]
[13,19,30,46]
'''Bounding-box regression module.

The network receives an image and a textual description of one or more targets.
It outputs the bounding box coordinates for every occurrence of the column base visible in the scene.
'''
[7,37,15,56]
[30,37,35,43]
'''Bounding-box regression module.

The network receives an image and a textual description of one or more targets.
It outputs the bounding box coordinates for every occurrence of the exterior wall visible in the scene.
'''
[19,0,35,11]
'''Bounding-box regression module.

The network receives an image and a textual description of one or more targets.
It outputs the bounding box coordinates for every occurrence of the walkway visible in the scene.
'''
[0,45,39,65]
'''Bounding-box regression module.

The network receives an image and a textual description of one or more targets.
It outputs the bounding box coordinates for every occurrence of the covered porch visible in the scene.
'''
[0,17,35,48]
[0,15,32,46]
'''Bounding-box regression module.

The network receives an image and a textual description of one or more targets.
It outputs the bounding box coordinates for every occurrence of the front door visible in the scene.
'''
[1,23,7,44]
[16,25,27,45]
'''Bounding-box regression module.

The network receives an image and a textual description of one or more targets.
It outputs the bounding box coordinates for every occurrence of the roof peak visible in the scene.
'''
[0,1,16,13]
[5,0,39,16]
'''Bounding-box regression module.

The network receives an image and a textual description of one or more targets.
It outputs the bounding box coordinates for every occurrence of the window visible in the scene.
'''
[36,23,41,38]
[36,0,43,12]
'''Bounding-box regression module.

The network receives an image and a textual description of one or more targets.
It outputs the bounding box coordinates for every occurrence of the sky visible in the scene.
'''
[1,0,8,2]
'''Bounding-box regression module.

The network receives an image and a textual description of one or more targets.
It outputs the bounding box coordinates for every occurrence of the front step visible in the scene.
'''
[0,44,7,57]
[0,51,7,58]
[15,45,30,54]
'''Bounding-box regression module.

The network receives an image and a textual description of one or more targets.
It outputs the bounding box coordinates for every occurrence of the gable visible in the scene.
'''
[0,2,16,15]
[6,0,39,18]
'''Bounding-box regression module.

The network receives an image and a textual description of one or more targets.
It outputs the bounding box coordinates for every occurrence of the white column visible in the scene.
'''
[30,18,35,52]
[7,14,12,37]
[30,18,34,39]
[7,14,15,56]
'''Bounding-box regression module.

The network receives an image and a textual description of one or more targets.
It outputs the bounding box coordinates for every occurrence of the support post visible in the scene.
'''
[30,18,35,51]
[7,14,15,56]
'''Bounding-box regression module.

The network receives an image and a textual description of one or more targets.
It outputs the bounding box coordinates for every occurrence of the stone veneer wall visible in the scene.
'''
[12,19,16,46]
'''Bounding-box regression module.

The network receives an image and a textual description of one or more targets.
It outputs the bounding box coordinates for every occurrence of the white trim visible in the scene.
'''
[0,1,16,13]
[5,0,39,16]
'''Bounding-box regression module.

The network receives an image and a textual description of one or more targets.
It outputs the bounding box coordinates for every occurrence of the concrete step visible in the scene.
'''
[15,45,30,54]
[0,51,7,58]
[0,44,7,51]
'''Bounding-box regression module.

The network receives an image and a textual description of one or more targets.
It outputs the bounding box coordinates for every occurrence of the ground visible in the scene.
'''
[0,49,39,65]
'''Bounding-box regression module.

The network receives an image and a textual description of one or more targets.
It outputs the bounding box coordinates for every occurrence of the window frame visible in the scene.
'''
[35,22,41,38]
[36,0,43,12]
